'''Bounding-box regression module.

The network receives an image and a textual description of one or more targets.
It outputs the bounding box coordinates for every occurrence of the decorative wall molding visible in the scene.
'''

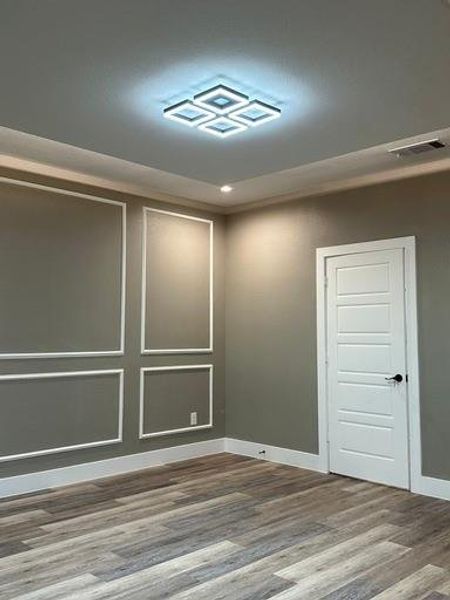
[139,365,213,439]
[0,438,224,498]
[0,369,124,463]
[141,207,213,354]
[0,176,126,359]
[224,438,325,472]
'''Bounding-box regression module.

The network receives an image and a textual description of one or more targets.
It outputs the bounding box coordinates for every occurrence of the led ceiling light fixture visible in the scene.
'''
[230,100,281,127]
[163,100,215,127]
[163,83,281,139]
[198,116,248,138]
[194,84,249,115]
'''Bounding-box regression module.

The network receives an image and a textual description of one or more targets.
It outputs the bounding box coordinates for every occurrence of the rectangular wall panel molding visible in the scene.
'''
[141,207,213,354]
[139,365,213,438]
[0,177,126,359]
[0,369,124,462]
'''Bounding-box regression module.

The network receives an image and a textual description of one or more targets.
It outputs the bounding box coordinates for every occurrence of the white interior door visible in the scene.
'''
[326,248,409,488]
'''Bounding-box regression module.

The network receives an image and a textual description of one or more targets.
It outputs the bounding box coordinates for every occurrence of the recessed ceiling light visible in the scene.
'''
[163,82,281,139]
[220,185,233,193]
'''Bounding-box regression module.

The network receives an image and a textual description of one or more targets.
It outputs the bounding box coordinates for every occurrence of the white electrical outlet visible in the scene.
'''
[190,411,198,426]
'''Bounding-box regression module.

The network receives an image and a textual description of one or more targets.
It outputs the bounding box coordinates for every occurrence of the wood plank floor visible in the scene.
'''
[1,453,450,599]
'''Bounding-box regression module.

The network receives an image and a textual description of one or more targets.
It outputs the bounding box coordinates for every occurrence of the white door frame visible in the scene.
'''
[316,236,421,491]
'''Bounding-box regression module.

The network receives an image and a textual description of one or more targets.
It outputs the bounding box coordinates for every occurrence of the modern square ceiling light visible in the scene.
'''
[163,83,281,139]
[198,116,248,138]
[193,84,249,115]
[230,100,281,127]
[163,100,215,127]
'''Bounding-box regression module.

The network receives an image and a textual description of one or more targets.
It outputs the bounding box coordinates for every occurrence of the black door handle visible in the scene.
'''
[385,374,403,383]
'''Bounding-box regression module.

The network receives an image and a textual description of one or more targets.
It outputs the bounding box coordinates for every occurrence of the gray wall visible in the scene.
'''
[2,166,450,484]
[0,169,225,478]
[0,182,123,354]
[144,209,211,351]
[0,372,121,458]
[141,367,211,436]
[225,170,450,481]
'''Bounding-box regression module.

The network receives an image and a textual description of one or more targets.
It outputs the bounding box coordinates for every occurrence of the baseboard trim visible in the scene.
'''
[224,437,325,473]
[2,436,448,502]
[412,474,450,502]
[0,438,226,498]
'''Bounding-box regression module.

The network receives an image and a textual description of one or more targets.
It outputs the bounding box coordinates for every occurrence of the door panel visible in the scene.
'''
[337,344,392,373]
[326,249,409,488]
[337,304,390,333]
[336,262,390,295]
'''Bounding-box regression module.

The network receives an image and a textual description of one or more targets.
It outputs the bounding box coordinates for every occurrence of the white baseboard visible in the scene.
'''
[0,438,225,499]
[412,474,450,502]
[0,437,325,499]
[2,435,448,502]
[224,437,325,473]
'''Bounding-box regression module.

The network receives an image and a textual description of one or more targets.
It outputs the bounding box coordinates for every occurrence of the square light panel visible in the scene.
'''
[163,83,281,139]
[230,100,281,127]
[193,84,249,115]
[198,116,248,138]
[163,100,215,127]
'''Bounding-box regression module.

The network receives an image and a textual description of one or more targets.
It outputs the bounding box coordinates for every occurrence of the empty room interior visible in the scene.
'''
[1,1,450,598]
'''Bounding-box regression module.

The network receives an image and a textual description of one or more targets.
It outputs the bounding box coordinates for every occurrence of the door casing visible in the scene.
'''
[316,236,420,491]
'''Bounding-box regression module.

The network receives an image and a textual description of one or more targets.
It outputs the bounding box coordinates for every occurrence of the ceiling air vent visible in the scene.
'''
[389,139,446,158]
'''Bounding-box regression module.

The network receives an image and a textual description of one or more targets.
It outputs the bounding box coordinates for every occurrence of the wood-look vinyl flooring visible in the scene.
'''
[0,453,449,599]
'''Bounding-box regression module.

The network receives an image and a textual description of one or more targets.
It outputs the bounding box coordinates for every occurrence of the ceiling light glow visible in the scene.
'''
[163,83,281,139]
[230,100,281,127]
[198,116,248,138]
[163,100,215,127]
[194,84,249,115]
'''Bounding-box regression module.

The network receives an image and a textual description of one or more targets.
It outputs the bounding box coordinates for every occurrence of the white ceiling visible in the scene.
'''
[1,1,449,207]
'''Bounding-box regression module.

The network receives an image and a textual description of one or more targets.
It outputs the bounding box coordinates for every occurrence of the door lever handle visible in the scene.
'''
[385,374,403,383]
